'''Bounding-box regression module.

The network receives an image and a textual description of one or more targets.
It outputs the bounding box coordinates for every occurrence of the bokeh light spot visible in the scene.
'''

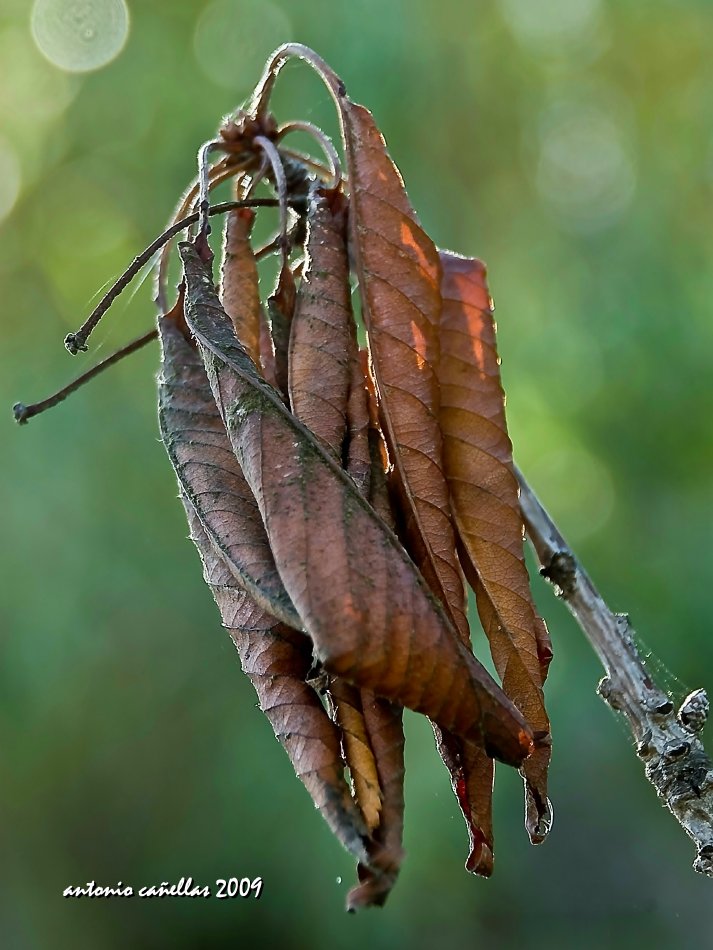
[0,138,21,224]
[499,0,601,48]
[528,444,615,542]
[31,0,129,73]
[536,103,636,233]
[193,0,291,92]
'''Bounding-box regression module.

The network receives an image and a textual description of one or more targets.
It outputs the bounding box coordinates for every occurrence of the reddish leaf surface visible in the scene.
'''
[288,185,383,839]
[288,187,353,459]
[460,747,495,877]
[439,251,552,843]
[258,306,277,387]
[344,348,371,496]
[267,263,297,399]
[157,303,299,630]
[179,239,534,769]
[220,208,261,366]
[287,193,406,903]
[340,100,469,644]
[339,99,501,870]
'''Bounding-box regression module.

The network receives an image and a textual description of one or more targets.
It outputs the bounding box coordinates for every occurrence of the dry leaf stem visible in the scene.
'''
[516,468,713,876]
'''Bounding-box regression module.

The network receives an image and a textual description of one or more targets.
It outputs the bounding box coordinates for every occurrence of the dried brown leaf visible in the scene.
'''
[346,395,406,911]
[220,208,261,366]
[157,301,299,629]
[329,678,383,832]
[179,239,534,769]
[340,99,469,643]
[346,692,405,911]
[339,99,501,869]
[287,185,383,840]
[182,498,371,865]
[439,251,552,843]
[287,193,405,902]
[288,187,353,459]
[267,263,297,399]
[158,295,370,865]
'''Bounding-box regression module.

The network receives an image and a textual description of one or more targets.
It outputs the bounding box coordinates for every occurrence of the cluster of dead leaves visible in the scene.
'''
[23,46,554,911]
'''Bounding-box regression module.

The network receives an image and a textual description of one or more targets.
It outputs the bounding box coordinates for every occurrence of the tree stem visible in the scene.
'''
[516,467,713,877]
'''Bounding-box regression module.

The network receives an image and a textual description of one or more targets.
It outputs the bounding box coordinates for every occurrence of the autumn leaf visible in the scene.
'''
[439,250,552,843]
[339,99,469,644]
[287,186,406,903]
[156,297,300,630]
[258,305,277,388]
[337,97,507,871]
[266,262,297,399]
[288,186,353,459]
[345,691,405,911]
[346,402,406,911]
[220,207,261,366]
[157,294,372,862]
[287,183,383,835]
[181,498,371,865]
[328,679,382,830]
[179,239,534,769]
[219,197,280,404]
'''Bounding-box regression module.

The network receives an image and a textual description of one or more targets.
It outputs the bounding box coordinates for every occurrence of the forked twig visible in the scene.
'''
[14,200,296,427]
[64,198,280,356]
[254,219,305,262]
[516,467,713,876]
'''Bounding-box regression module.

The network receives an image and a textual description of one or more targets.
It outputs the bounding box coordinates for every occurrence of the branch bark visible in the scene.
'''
[516,467,713,877]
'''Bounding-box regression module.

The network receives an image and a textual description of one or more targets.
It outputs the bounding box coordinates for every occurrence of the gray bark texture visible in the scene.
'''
[516,468,713,877]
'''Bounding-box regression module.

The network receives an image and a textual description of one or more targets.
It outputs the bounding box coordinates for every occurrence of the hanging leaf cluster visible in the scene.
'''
[15,45,553,910]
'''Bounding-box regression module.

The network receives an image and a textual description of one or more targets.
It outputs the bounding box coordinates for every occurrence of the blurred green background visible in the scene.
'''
[2,1,712,947]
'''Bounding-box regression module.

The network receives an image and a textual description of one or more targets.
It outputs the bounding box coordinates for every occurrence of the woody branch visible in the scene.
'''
[516,468,713,877]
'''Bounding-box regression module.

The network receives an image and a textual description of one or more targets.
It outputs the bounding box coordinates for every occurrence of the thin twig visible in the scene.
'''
[14,329,158,425]
[515,467,713,877]
[156,158,243,313]
[254,135,289,269]
[254,218,305,262]
[64,198,281,356]
[249,43,345,122]
[242,154,269,201]
[195,140,222,254]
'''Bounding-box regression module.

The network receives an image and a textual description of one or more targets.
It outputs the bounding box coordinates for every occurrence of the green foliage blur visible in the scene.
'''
[2,1,712,947]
